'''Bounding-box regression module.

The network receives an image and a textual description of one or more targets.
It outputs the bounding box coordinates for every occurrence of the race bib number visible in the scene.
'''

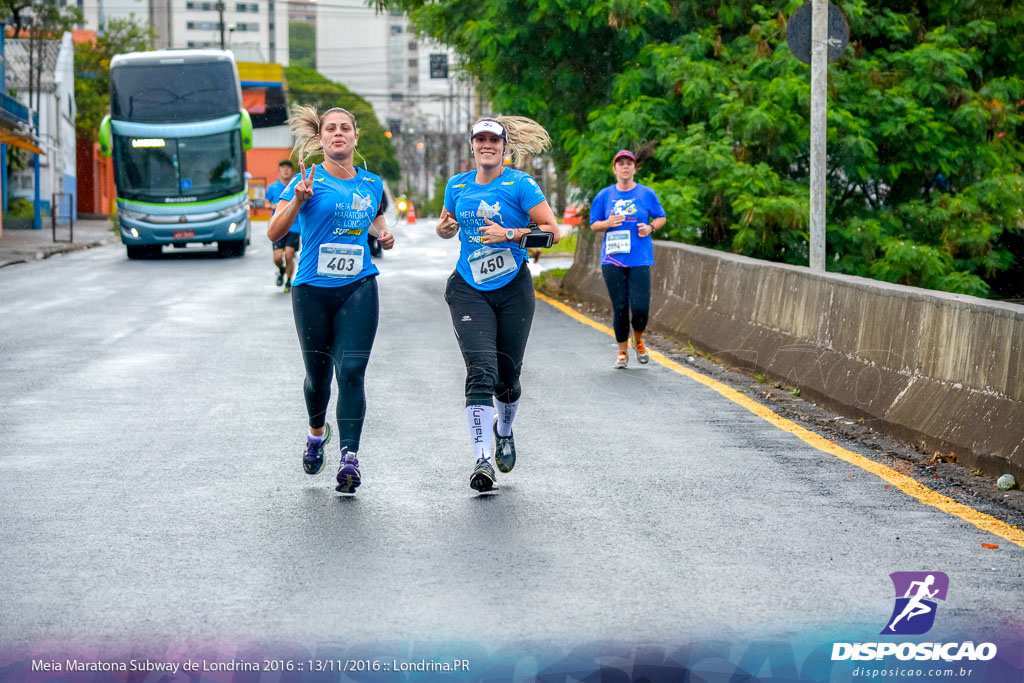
[605,230,631,255]
[317,243,363,278]
[468,247,516,285]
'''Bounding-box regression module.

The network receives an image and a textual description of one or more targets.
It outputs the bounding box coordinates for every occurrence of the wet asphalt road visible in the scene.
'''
[0,220,1021,660]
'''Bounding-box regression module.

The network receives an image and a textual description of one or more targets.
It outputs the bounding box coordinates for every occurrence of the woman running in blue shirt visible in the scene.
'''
[268,105,394,494]
[436,116,560,493]
[589,150,666,369]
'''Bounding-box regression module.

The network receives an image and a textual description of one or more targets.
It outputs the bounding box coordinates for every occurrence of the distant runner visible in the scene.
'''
[267,105,394,494]
[266,160,300,292]
[589,150,666,369]
[436,116,559,493]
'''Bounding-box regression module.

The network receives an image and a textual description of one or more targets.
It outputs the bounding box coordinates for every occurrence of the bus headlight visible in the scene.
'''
[120,208,146,220]
[216,198,248,218]
[228,223,238,233]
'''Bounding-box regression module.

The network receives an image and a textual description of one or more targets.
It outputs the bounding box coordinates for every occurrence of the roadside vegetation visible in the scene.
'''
[379,0,1024,298]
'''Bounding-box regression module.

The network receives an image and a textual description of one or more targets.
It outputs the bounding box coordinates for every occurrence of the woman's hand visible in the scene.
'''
[436,207,460,239]
[376,226,395,250]
[294,162,315,204]
[637,222,652,237]
[477,216,512,245]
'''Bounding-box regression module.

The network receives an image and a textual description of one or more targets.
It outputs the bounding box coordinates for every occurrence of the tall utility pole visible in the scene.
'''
[217,2,226,49]
[809,0,827,271]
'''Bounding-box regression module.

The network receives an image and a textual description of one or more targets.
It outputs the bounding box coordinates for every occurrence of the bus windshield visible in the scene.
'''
[110,61,239,123]
[112,131,244,202]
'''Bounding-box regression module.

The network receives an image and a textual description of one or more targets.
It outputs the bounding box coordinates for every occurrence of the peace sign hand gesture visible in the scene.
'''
[294,162,315,205]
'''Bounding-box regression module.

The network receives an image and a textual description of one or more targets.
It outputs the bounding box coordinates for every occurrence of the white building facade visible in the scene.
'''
[7,33,77,219]
[312,2,475,196]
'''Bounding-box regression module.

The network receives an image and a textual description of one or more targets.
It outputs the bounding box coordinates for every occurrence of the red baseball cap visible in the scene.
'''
[613,149,636,163]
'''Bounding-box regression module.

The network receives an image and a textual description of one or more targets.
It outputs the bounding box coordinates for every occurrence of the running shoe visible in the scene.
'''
[470,457,498,492]
[283,279,292,294]
[276,269,284,287]
[493,418,517,473]
[614,352,628,369]
[336,447,361,493]
[634,339,650,364]
[303,423,331,475]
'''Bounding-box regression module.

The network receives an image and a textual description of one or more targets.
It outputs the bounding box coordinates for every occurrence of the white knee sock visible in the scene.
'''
[495,398,519,437]
[466,405,495,461]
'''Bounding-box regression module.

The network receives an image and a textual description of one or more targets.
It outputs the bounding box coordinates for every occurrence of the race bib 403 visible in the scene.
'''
[317,243,364,278]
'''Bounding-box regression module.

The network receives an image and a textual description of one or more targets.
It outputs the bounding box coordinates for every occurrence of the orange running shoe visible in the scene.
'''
[614,352,628,369]
[634,338,650,364]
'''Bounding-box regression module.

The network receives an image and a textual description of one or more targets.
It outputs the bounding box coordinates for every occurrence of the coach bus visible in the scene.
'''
[99,49,254,259]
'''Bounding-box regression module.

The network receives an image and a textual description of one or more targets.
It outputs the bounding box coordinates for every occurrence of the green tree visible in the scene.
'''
[381,0,1024,297]
[73,16,158,139]
[288,22,315,69]
[572,1,1024,297]
[375,0,691,212]
[284,65,400,182]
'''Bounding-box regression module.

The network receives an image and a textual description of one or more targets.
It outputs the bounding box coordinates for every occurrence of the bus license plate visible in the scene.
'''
[173,230,195,239]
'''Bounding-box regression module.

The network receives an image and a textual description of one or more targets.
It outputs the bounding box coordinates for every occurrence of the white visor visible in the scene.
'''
[471,120,506,139]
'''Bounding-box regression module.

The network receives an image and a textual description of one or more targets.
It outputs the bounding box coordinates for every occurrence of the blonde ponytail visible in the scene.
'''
[474,115,551,167]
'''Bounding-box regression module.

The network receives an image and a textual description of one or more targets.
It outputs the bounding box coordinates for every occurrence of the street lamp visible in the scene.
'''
[216,2,226,49]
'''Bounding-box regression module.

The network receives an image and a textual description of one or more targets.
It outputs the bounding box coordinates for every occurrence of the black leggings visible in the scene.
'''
[601,264,650,343]
[291,276,379,451]
[445,265,535,407]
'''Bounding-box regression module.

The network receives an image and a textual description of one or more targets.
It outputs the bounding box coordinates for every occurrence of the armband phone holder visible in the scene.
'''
[519,222,554,249]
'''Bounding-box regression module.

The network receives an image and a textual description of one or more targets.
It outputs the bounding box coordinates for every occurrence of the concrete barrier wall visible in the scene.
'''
[562,231,1024,480]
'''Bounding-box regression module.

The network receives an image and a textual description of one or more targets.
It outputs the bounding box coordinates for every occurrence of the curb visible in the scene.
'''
[0,239,115,269]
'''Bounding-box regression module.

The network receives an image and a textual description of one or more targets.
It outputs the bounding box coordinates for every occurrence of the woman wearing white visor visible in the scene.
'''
[435,116,560,492]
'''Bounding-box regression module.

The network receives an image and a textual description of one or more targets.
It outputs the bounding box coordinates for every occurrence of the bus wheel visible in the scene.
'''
[218,240,246,258]
[126,244,160,259]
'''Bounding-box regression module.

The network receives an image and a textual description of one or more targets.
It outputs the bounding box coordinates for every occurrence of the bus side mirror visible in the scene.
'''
[240,109,253,151]
[99,115,112,157]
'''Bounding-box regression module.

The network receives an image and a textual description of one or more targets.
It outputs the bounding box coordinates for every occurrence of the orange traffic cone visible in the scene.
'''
[406,203,416,223]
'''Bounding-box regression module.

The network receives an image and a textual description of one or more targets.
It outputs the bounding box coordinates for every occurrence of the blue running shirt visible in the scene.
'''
[443,168,547,291]
[590,184,666,267]
[266,179,301,233]
[280,165,383,287]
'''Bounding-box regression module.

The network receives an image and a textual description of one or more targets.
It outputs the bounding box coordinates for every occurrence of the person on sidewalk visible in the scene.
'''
[266,160,301,292]
[268,105,394,494]
[589,150,667,369]
[435,116,560,493]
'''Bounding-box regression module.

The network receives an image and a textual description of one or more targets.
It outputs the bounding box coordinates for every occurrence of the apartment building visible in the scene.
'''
[310,1,474,195]
[70,0,288,64]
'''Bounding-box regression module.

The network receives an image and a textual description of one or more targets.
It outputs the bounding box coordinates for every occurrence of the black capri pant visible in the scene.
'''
[291,276,378,452]
[444,265,535,407]
[601,264,650,343]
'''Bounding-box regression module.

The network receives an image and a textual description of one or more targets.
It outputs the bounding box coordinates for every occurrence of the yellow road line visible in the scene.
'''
[535,291,1024,549]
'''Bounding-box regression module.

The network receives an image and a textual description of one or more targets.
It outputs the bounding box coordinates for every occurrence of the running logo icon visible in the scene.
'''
[882,572,949,635]
[351,194,374,211]
[476,200,502,220]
